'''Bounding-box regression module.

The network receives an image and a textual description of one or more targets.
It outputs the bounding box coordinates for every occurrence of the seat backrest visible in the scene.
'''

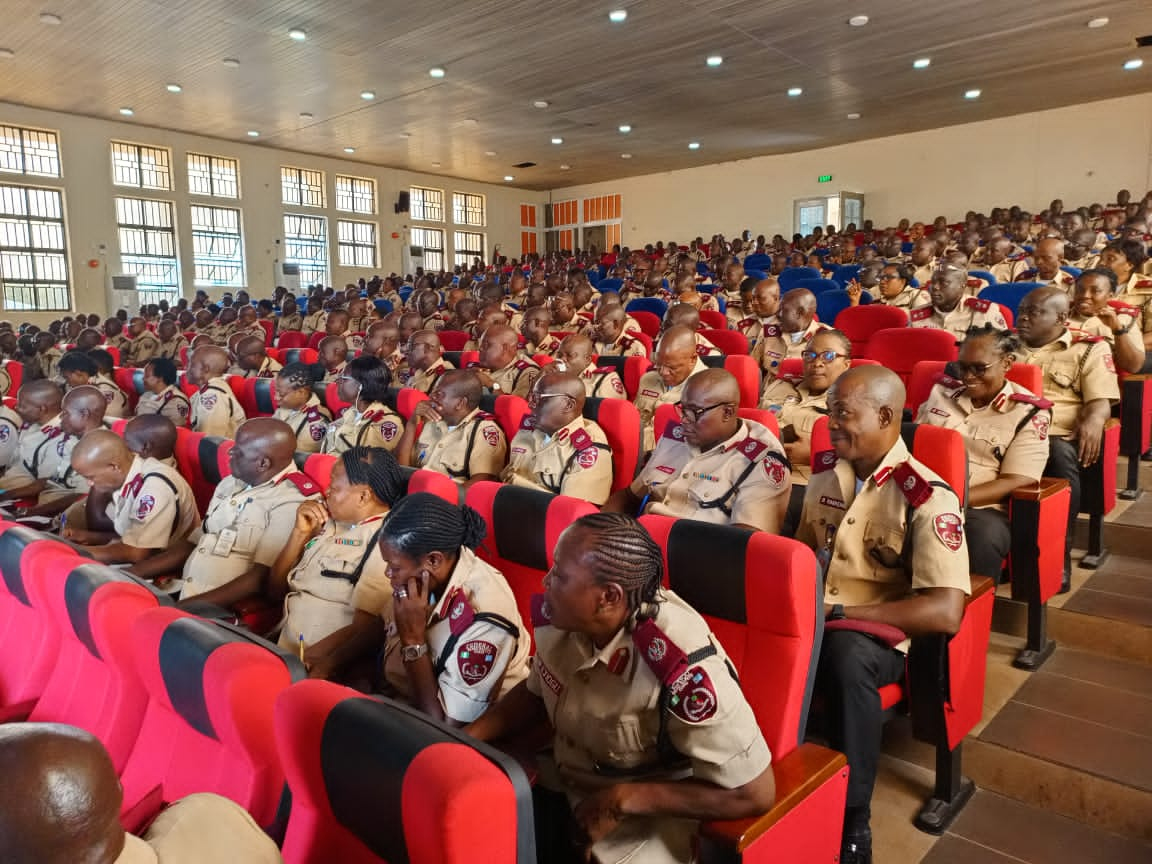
[597,277,623,294]
[908,360,949,415]
[323,382,352,416]
[626,297,669,319]
[638,516,820,758]
[114,367,141,412]
[174,431,232,515]
[583,397,641,493]
[865,328,958,400]
[256,319,274,345]
[622,354,653,401]
[278,331,309,350]
[275,680,533,864]
[698,309,727,330]
[105,346,122,366]
[409,468,462,504]
[307,332,326,351]
[396,387,429,420]
[834,305,909,357]
[459,349,480,368]
[696,355,760,408]
[1005,362,1042,394]
[282,348,319,365]
[816,289,860,326]
[778,266,821,289]
[438,330,471,351]
[831,264,861,287]
[4,360,23,397]
[967,269,997,286]
[792,277,840,296]
[478,393,530,443]
[700,328,749,356]
[119,607,304,832]
[627,309,662,339]
[978,284,1037,319]
[293,452,337,493]
[465,482,598,639]
[251,378,278,415]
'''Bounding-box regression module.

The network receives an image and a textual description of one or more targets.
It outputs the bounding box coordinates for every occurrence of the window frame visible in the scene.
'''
[452,191,486,227]
[282,213,330,287]
[281,165,326,208]
[110,141,173,191]
[187,152,240,199]
[0,181,71,311]
[0,124,62,179]
[190,203,246,289]
[410,227,445,272]
[337,219,378,269]
[453,230,485,268]
[114,195,181,300]
[335,174,376,215]
[410,186,445,223]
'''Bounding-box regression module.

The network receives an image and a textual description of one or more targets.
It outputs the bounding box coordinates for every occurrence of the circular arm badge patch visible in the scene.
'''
[457,640,498,685]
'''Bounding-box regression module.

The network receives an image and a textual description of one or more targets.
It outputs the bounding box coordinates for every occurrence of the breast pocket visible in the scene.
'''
[863,520,906,582]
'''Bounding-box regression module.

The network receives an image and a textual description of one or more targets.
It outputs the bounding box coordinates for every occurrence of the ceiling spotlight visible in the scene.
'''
[913,57,931,69]
[343,147,355,153]
[706,55,723,67]
[609,10,627,23]
[618,124,632,133]
[247,130,260,137]
[119,107,134,116]
[964,89,981,99]
[504,175,515,181]
[560,164,571,170]
[166,83,182,93]
[399,132,412,138]
[288,28,307,40]
[551,137,563,144]
[1124,58,1144,70]
[1087,17,1109,28]
[847,112,861,119]
[688,141,701,150]
[787,87,803,96]
[299,112,314,120]
[39,12,62,25]
[432,162,441,168]
[532,100,550,109]
[429,67,446,78]
[360,90,375,100]
[0,48,15,59]
[848,15,869,26]
[222,58,240,68]
[621,153,632,159]
[484,150,497,156]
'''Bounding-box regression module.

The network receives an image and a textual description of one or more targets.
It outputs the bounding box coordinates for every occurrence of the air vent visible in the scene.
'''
[111,275,138,292]
[1136,34,1152,47]
[513,161,536,168]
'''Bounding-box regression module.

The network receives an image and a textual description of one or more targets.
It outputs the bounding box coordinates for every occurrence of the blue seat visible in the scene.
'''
[597,278,623,294]
[792,278,841,295]
[1061,266,1082,279]
[696,262,712,276]
[744,269,767,281]
[978,284,1039,319]
[597,265,609,280]
[778,267,822,290]
[817,289,870,324]
[372,299,393,314]
[626,297,669,318]
[587,269,601,286]
[398,287,413,305]
[743,254,773,271]
[831,264,861,287]
[901,241,914,254]
[967,269,997,285]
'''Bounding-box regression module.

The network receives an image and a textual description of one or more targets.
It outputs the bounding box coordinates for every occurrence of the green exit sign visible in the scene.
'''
[817,174,833,183]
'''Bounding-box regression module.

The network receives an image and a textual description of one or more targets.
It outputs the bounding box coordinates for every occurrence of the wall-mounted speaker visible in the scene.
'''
[395,191,411,214]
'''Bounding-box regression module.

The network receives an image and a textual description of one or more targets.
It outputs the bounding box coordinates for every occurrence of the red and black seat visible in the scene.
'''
[252,377,278,416]
[583,396,641,493]
[275,680,534,864]
[277,331,309,350]
[700,327,750,356]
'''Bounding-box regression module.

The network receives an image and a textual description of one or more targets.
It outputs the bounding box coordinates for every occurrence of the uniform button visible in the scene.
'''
[818,518,826,526]
[836,552,847,561]
[830,586,840,595]
[846,516,855,525]
[681,473,688,479]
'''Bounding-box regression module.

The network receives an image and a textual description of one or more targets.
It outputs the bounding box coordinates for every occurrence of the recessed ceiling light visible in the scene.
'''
[848,15,869,26]
[431,161,441,168]
[706,55,723,67]
[299,112,314,120]
[222,58,240,68]
[0,48,14,59]
[1087,17,1109,28]
[618,124,632,133]
[360,90,375,100]
[429,67,446,78]
[288,28,307,41]
[551,137,563,144]
[247,130,260,137]
[608,9,627,23]
[560,164,571,170]
[484,150,497,156]
[399,132,412,138]
[39,12,62,25]
[119,107,134,116]
[1124,58,1144,70]
[504,175,515,181]
[964,89,981,99]
[688,141,700,150]
[165,83,182,93]
[913,57,931,69]
[532,100,550,109]
[787,87,803,96]
[621,153,632,159]
[343,147,355,153]
[847,112,861,119]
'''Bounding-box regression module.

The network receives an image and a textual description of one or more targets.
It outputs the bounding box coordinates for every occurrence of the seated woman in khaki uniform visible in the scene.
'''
[267,446,402,681]
[467,513,776,864]
[322,356,404,456]
[272,362,331,453]
[377,493,530,726]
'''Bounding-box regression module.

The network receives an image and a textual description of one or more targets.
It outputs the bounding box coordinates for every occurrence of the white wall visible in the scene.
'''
[550,94,1152,247]
[0,101,547,324]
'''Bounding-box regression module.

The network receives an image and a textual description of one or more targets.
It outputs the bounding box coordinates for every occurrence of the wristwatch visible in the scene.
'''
[401,642,429,663]
[827,604,846,621]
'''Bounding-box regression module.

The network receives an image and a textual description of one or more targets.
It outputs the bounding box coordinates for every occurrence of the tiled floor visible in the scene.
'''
[1063,558,1152,627]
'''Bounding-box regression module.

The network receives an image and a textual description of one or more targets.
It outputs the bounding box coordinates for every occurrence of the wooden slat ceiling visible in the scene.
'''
[0,0,1150,190]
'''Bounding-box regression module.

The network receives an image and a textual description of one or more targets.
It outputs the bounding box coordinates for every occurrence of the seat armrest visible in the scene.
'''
[968,575,994,605]
[1009,477,1069,503]
[698,743,847,853]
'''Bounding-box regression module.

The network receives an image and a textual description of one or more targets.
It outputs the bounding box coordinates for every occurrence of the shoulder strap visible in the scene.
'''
[698,449,791,518]
[444,415,485,480]
[432,609,520,678]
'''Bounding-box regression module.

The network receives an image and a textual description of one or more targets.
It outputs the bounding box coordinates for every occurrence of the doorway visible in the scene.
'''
[582,225,607,255]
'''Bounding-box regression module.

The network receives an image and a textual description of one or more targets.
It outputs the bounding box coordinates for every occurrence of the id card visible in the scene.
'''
[212,527,238,556]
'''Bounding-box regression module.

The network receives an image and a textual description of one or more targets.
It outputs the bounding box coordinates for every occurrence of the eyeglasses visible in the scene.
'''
[955,361,993,377]
[676,401,731,422]
[527,391,570,407]
[801,350,850,363]
[877,273,901,281]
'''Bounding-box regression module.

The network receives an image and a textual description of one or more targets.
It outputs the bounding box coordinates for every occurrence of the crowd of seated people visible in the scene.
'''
[0,186,1148,864]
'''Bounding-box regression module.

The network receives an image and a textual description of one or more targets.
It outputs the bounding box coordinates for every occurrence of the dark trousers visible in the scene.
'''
[964,506,1011,582]
[1043,437,1081,567]
[782,482,806,538]
[816,630,907,812]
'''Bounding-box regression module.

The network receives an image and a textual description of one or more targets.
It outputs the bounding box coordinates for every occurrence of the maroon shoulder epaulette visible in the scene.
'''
[910,306,934,322]
[763,324,782,338]
[631,617,689,685]
[440,587,476,635]
[1072,333,1105,344]
[514,358,535,370]
[305,405,324,421]
[661,418,686,442]
[476,411,497,421]
[593,366,616,375]
[519,414,536,431]
[934,371,964,389]
[735,437,767,460]
[892,462,933,507]
[1113,302,1142,316]
[964,297,992,312]
[1009,392,1054,409]
[569,428,594,451]
[813,449,838,473]
[694,343,710,357]
[1013,269,1038,281]
[619,336,635,349]
[737,318,756,330]
[280,471,322,496]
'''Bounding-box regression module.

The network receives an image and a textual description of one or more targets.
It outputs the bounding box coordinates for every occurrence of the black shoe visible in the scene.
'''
[1058,566,1071,594]
[841,834,873,864]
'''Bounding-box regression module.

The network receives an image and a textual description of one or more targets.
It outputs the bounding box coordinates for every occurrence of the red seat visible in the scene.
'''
[4,360,23,397]
[282,348,319,366]
[637,517,848,862]
[306,332,326,351]
[321,381,352,416]
[459,349,480,368]
[277,331,309,349]
[628,309,661,339]
[583,397,642,493]
[249,378,278,416]
[114,367,142,413]
[907,361,1043,416]
[409,468,462,504]
[479,393,530,444]
[438,330,471,351]
[699,309,727,330]
[700,327,749,356]
[464,482,598,645]
[26,557,165,771]
[179,346,190,368]
[834,305,910,357]
[226,374,247,405]
[395,387,429,420]
[700,354,761,408]
[629,330,654,358]
[623,354,651,401]
[293,453,337,494]
[174,430,234,516]
[118,607,304,832]
[105,346,122,366]
[275,680,531,864]
[865,328,959,406]
[257,319,274,346]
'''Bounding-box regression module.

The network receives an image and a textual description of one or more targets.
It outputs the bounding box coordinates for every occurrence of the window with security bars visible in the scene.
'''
[115,196,179,299]
[282,166,325,208]
[410,186,443,222]
[453,230,485,268]
[336,175,375,214]
[337,220,377,268]
[453,192,485,227]
[283,214,329,286]
[188,153,239,199]
[191,205,245,288]
[0,125,61,178]
[111,142,172,190]
[0,183,70,310]
[411,227,444,272]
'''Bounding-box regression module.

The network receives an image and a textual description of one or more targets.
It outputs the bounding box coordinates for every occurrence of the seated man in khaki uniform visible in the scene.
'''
[910,264,1008,338]
[102,317,131,357]
[154,319,189,365]
[278,296,304,333]
[64,430,198,565]
[1013,237,1077,295]
[590,302,648,358]
[0,723,283,864]
[402,329,455,393]
[796,366,970,864]
[607,368,790,533]
[363,320,405,372]
[735,277,781,350]
[137,358,191,427]
[502,370,614,505]
[120,316,161,368]
[395,369,507,486]
[187,345,246,438]
[88,349,132,419]
[317,336,349,384]
[0,380,79,515]
[658,304,721,357]
[519,306,562,359]
[634,325,709,452]
[232,335,283,380]
[554,333,626,399]
[475,324,541,398]
[752,288,829,378]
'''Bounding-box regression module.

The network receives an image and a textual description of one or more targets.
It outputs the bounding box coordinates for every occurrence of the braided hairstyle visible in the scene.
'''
[569,512,664,620]
[343,355,392,402]
[340,446,404,507]
[277,361,319,392]
[381,492,487,559]
[963,322,1020,359]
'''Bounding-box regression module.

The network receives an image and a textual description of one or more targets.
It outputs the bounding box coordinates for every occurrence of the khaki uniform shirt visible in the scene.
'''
[0,364,10,398]
[322,402,403,455]
[1014,330,1120,438]
[916,377,1051,510]
[348,314,374,334]
[752,319,828,375]
[1117,274,1152,337]
[137,385,191,427]
[528,589,772,864]
[109,456,199,549]
[105,333,131,357]
[765,383,829,484]
[875,287,931,315]
[278,512,393,650]
[574,362,627,400]
[489,357,542,398]
[2,415,88,504]
[155,336,189,364]
[0,405,21,476]
[117,793,284,864]
[909,296,1008,338]
[121,331,161,368]
[633,418,790,532]
[180,465,323,599]
[190,377,246,438]
[302,311,328,335]
[1068,305,1144,359]
[382,546,530,723]
[735,314,779,351]
[320,362,347,384]
[274,395,332,453]
[416,407,507,482]
[796,439,971,652]
[37,347,63,382]
[503,416,614,505]
[278,313,304,333]
[1015,268,1077,297]
[522,333,562,359]
[593,333,648,358]
[92,375,130,419]
[634,358,709,452]
[404,357,455,394]
[912,260,938,287]
[238,356,283,380]
[1067,254,1099,271]
[986,258,1031,285]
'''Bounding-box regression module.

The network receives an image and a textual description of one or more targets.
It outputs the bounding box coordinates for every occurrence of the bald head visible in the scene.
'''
[779,288,817,333]
[0,723,125,864]
[556,333,595,371]
[531,369,586,434]
[188,344,229,386]
[683,367,740,405]
[124,414,177,461]
[680,368,741,449]
[663,303,701,332]
[652,324,700,387]
[61,385,107,435]
[71,429,131,483]
[479,324,519,370]
[231,418,297,485]
[826,366,905,471]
